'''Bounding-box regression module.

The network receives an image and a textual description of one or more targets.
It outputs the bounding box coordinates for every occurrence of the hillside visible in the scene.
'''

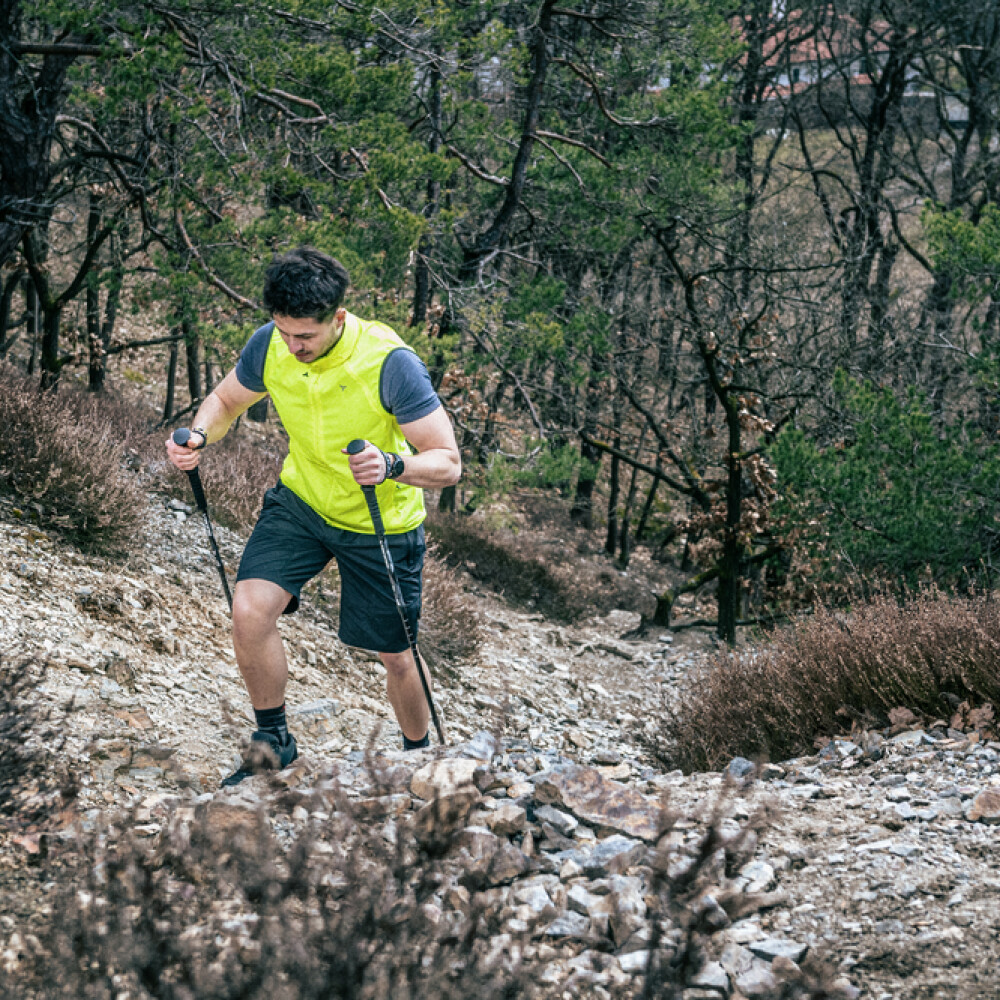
[2,485,1000,999]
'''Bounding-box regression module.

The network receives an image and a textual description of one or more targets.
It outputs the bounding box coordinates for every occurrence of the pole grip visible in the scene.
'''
[172,429,208,511]
[346,438,388,535]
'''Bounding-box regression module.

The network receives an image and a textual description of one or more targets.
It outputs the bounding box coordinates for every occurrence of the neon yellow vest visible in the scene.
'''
[262,312,426,534]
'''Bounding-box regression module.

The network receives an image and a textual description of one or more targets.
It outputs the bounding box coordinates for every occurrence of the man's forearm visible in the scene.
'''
[396,449,461,489]
[190,392,239,445]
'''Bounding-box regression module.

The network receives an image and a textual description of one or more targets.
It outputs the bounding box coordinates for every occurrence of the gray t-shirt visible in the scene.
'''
[235,321,441,425]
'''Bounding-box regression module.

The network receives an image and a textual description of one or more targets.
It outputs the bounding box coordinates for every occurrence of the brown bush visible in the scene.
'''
[419,544,485,666]
[649,590,1000,773]
[11,776,540,1000]
[4,777,851,1000]
[426,510,652,623]
[176,433,285,531]
[0,364,146,552]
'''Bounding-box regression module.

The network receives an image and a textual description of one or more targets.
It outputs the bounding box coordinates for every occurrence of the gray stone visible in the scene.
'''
[609,875,647,945]
[534,764,661,841]
[689,961,729,991]
[536,803,579,837]
[411,759,480,799]
[739,860,776,892]
[542,911,591,939]
[727,757,756,780]
[512,883,554,914]
[967,788,1000,824]
[719,943,755,976]
[736,963,778,998]
[462,730,500,761]
[889,730,929,746]
[618,950,650,974]
[583,835,646,876]
[454,825,500,860]
[567,883,605,917]
[486,801,526,835]
[749,938,808,964]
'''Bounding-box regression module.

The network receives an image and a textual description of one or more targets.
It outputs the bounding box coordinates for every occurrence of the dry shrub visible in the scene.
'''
[426,511,645,622]
[419,544,485,665]
[3,748,853,1000]
[650,590,1000,773]
[12,781,539,1000]
[642,797,852,1000]
[179,433,285,530]
[0,364,146,552]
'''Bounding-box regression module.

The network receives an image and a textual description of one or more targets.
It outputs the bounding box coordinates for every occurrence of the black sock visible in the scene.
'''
[254,704,289,745]
[403,731,430,750]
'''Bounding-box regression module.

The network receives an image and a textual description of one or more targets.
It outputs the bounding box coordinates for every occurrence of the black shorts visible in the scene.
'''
[236,482,425,654]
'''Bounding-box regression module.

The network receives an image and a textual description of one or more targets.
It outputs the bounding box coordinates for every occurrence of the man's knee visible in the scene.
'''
[232,581,287,643]
[380,650,415,681]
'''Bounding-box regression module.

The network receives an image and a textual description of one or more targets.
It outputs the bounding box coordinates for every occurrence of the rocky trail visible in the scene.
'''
[2,490,1000,999]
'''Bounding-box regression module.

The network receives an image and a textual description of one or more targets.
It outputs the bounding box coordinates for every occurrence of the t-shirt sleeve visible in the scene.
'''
[234,323,274,392]
[379,348,442,424]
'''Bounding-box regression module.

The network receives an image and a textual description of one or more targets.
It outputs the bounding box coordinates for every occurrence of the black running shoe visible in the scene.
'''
[221,731,298,787]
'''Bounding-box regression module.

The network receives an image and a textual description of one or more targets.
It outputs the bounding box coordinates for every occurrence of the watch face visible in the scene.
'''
[390,454,405,478]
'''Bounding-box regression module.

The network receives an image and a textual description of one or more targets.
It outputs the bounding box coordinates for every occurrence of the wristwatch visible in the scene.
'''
[384,451,405,480]
[190,427,209,450]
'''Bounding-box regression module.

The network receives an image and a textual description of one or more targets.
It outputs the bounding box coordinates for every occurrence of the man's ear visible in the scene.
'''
[335,306,347,324]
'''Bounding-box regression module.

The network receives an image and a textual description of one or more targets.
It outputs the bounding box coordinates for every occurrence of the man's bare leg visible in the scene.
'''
[232,578,293,708]
[381,648,431,742]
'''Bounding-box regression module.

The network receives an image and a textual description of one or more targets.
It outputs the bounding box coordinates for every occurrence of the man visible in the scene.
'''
[166,247,461,786]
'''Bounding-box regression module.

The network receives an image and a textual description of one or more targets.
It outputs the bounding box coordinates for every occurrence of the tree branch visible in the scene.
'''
[174,210,259,310]
[106,333,183,356]
[11,42,103,57]
[555,58,677,130]
[534,129,614,168]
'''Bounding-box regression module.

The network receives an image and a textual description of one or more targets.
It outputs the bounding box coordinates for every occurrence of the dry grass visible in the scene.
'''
[9,784,537,999]
[649,590,1000,773]
[426,507,656,623]
[0,364,147,553]
[419,544,485,665]
[171,432,285,531]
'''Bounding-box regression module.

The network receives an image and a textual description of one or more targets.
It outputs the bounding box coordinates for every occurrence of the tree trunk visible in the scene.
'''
[604,450,620,556]
[571,346,608,528]
[163,337,179,422]
[247,397,269,423]
[411,62,441,328]
[635,475,659,543]
[89,263,121,392]
[716,408,743,644]
[185,320,202,402]
[39,300,62,389]
[458,0,557,282]
[617,428,647,569]
[0,267,24,356]
[438,485,456,513]
[26,279,38,374]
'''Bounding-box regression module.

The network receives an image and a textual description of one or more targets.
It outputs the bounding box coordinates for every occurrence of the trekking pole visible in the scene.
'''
[172,427,233,611]
[346,439,446,745]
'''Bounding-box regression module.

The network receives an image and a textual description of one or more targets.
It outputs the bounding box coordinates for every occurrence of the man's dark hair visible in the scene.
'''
[262,247,350,321]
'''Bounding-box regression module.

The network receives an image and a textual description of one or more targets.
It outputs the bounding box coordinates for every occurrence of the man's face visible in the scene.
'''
[273,310,344,363]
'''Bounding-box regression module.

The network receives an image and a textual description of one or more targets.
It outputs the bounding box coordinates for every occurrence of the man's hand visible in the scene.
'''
[343,440,388,486]
[165,429,206,471]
